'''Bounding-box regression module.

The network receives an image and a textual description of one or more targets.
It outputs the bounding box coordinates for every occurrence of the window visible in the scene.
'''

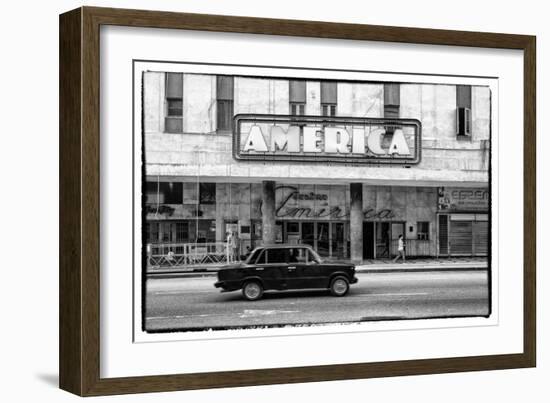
[165,73,183,133]
[216,76,234,131]
[266,248,288,264]
[457,85,472,109]
[321,104,336,117]
[160,222,172,242]
[196,220,216,243]
[167,99,182,116]
[247,248,263,264]
[417,221,430,240]
[321,81,337,117]
[290,103,305,115]
[199,183,216,204]
[175,222,189,242]
[289,80,306,116]
[287,222,299,233]
[146,222,160,244]
[384,83,400,118]
[288,248,308,263]
[255,249,266,264]
[456,85,472,137]
[384,83,400,135]
[145,181,183,204]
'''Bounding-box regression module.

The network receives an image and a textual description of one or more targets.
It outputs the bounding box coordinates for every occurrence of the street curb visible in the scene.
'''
[146,265,488,279]
[357,266,488,274]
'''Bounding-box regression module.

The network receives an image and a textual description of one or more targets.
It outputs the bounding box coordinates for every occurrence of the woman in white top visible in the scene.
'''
[392,234,405,263]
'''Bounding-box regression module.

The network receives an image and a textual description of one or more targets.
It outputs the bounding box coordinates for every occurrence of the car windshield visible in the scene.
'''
[245,248,263,264]
[308,249,323,264]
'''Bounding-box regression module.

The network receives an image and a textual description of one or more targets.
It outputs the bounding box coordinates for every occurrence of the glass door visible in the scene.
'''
[317,222,330,257]
[301,222,315,249]
[331,222,347,259]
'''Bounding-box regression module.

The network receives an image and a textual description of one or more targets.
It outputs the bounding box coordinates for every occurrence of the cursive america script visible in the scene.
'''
[269,186,395,220]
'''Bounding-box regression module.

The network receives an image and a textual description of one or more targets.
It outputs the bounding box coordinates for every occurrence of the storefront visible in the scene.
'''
[145,179,440,261]
[437,187,489,256]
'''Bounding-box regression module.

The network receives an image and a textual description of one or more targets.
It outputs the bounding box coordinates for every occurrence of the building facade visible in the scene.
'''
[143,72,490,263]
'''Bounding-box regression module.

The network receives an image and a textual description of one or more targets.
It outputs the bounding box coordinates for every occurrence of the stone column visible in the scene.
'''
[262,181,276,245]
[215,183,225,244]
[350,183,363,263]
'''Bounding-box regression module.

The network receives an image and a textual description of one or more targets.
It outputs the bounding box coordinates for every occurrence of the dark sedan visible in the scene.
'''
[214,244,358,300]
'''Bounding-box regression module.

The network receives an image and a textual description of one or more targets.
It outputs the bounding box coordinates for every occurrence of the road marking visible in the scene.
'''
[148,309,301,321]
[352,292,430,297]
[151,290,214,295]
[238,309,299,318]
[148,313,227,320]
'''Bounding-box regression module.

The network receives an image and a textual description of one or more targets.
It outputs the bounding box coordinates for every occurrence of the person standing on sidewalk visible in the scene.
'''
[393,234,405,263]
[226,231,235,262]
[233,231,241,261]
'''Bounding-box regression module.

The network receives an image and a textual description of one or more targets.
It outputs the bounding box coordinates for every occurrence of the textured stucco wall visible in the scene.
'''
[143,72,165,133]
[142,72,490,186]
[183,74,216,134]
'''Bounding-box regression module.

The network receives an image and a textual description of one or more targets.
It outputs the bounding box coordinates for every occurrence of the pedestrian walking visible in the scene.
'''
[393,234,406,263]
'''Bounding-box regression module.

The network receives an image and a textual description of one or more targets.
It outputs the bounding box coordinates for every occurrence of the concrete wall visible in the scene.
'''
[363,185,438,246]
[183,74,216,134]
[400,84,491,172]
[337,83,383,117]
[235,77,289,115]
[143,72,165,133]
[306,81,321,115]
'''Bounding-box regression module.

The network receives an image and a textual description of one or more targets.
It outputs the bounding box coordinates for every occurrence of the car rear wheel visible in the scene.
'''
[330,276,349,297]
[242,280,264,301]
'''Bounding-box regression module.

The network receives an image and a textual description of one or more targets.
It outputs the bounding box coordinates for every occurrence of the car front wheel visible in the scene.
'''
[330,276,350,297]
[242,280,264,301]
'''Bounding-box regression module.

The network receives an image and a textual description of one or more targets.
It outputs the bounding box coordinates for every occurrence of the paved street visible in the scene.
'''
[144,269,490,332]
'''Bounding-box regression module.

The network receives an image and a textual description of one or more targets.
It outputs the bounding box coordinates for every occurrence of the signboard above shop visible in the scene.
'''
[438,187,489,211]
[232,114,421,165]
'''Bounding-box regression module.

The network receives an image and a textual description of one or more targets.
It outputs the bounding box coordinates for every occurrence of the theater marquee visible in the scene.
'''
[233,114,421,165]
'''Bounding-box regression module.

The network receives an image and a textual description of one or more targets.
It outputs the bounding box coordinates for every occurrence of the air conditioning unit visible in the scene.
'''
[456,107,471,137]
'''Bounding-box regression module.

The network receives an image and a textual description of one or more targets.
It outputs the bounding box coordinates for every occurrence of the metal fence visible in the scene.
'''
[147,242,238,268]
[146,239,434,269]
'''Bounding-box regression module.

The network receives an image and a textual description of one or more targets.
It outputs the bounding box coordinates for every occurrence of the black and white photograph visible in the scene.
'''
[139,64,492,333]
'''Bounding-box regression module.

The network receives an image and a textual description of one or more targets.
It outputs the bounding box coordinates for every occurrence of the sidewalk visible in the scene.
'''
[146,257,488,278]
[355,257,487,273]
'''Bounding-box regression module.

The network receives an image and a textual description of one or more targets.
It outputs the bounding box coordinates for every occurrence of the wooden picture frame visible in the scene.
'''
[59,6,536,396]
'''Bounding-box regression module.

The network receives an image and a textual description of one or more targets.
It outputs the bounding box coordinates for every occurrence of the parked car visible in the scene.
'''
[214,244,358,300]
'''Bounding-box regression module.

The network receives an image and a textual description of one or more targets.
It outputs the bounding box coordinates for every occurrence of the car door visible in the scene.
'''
[301,248,327,289]
[284,247,322,290]
[282,247,302,289]
[259,248,287,290]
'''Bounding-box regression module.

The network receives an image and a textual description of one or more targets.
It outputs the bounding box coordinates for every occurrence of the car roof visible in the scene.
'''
[255,244,313,249]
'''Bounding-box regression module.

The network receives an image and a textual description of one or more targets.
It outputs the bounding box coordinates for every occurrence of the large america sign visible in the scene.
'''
[232,114,421,165]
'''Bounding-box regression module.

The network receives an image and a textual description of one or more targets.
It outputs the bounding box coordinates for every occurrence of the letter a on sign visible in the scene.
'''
[388,129,411,155]
[243,126,268,152]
